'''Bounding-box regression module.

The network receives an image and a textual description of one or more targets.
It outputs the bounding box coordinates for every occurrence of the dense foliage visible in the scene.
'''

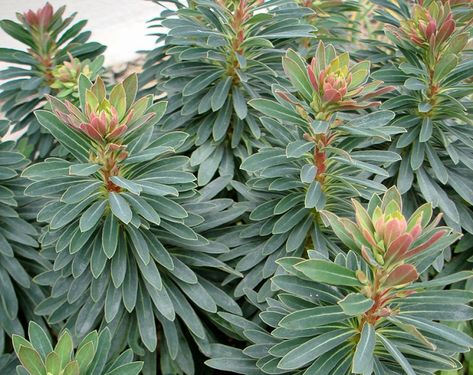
[0,0,472,374]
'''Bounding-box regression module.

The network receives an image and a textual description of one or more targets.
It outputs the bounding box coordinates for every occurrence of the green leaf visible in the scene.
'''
[63,360,80,375]
[0,20,34,47]
[249,99,307,127]
[109,83,127,118]
[283,50,313,101]
[28,322,52,360]
[183,70,222,96]
[232,86,247,119]
[13,335,33,355]
[352,324,375,374]
[305,180,324,210]
[69,163,101,176]
[136,287,157,351]
[105,362,144,375]
[300,164,316,183]
[241,149,287,172]
[123,194,160,225]
[419,117,432,143]
[45,352,61,375]
[18,346,46,375]
[400,303,473,321]
[55,331,73,369]
[404,78,426,91]
[211,77,232,111]
[110,176,142,195]
[80,200,106,232]
[61,182,101,204]
[102,214,119,258]
[279,305,348,329]
[338,293,374,316]
[286,140,313,158]
[123,73,138,110]
[278,329,354,370]
[378,334,416,375]
[35,110,90,162]
[273,207,308,234]
[75,341,95,373]
[109,192,132,224]
[294,260,362,287]
[346,110,395,129]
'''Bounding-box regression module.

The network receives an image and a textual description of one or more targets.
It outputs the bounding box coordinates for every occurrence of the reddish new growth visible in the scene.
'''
[51,75,155,192]
[222,0,262,83]
[22,2,53,28]
[339,188,450,325]
[279,43,394,184]
[19,3,56,84]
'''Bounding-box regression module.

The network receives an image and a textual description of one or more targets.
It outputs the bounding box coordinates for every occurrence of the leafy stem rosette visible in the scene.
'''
[0,2,105,159]
[142,0,315,184]
[216,43,401,299]
[23,74,243,374]
[13,322,142,375]
[208,187,473,374]
[373,0,473,235]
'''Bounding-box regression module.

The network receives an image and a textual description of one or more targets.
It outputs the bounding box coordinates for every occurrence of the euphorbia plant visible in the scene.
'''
[141,0,315,184]
[208,187,473,374]
[373,0,473,236]
[0,2,105,159]
[217,43,400,299]
[13,322,142,375]
[23,74,244,374]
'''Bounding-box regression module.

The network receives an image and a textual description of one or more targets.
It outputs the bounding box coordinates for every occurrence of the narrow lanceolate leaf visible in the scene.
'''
[338,293,374,316]
[294,260,362,287]
[28,322,53,360]
[110,176,142,195]
[399,303,473,321]
[278,329,354,370]
[18,346,46,375]
[279,305,349,329]
[378,334,416,375]
[69,163,101,176]
[352,324,375,374]
[102,214,119,258]
[108,192,132,224]
[249,99,307,126]
[35,110,90,162]
[80,200,106,232]
[105,362,144,375]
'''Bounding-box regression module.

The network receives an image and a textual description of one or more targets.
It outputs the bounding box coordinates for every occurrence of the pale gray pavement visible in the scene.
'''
[0,0,161,67]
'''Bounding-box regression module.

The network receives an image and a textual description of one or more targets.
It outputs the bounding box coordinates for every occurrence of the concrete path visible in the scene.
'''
[0,0,161,67]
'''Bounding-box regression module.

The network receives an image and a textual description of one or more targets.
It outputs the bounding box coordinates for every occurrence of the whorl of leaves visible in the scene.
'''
[0,3,105,159]
[141,0,315,184]
[13,322,143,375]
[208,188,473,375]
[372,0,473,236]
[22,74,244,375]
[213,45,401,300]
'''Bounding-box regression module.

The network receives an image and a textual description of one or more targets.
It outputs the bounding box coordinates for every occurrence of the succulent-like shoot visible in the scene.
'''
[21,2,54,28]
[386,0,469,62]
[50,54,92,99]
[301,42,395,118]
[13,322,142,375]
[52,77,153,146]
[0,2,105,159]
[323,187,460,323]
